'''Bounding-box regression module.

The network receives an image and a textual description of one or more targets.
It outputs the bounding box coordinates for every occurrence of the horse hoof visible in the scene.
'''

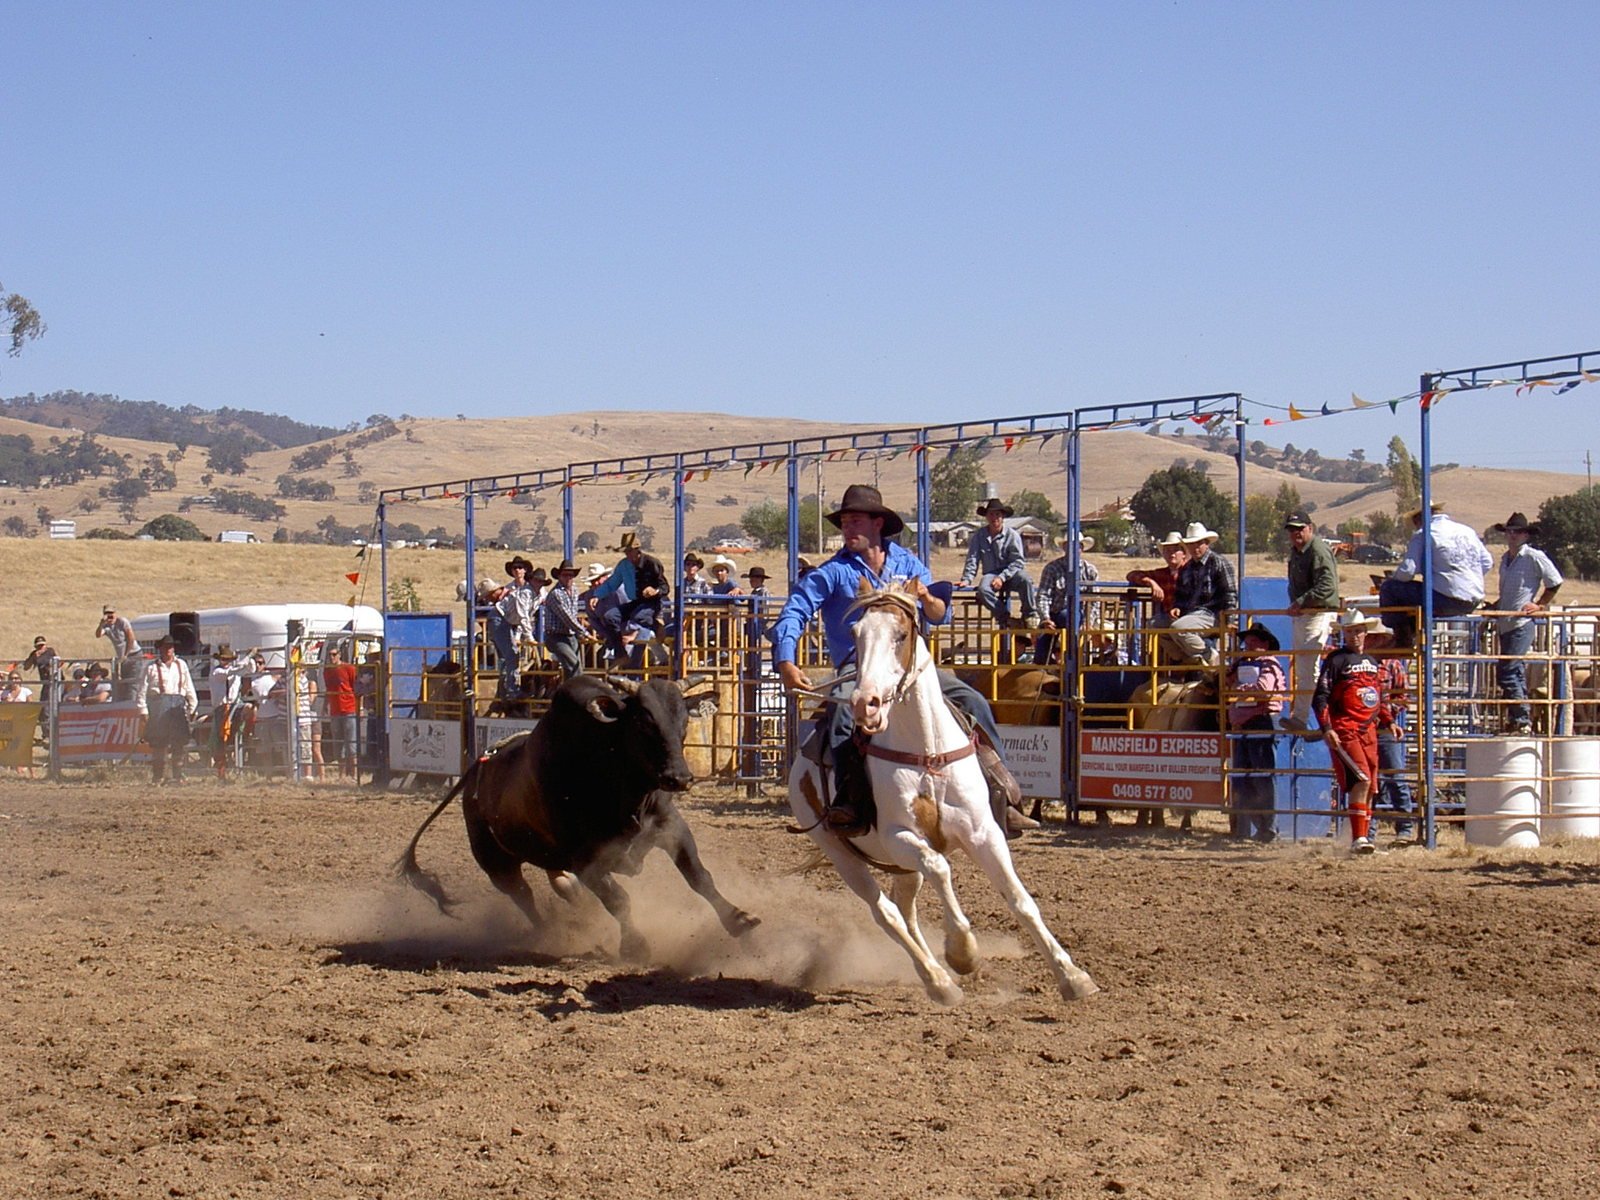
[723,910,761,938]
[945,934,980,977]
[1061,970,1100,1002]
[928,979,964,1006]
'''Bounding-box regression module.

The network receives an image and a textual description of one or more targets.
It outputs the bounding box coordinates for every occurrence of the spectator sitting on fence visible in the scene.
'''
[1162,522,1236,669]
[1491,511,1563,736]
[709,555,742,596]
[1126,531,1189,651]
[1226,622,1287,843]
[1034,531,1100,666]
[959,495,1040,632]
[1378,501,1492,649]
[590,533,670,661]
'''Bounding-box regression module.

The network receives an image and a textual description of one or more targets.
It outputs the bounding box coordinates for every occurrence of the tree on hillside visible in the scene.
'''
[575,530,599,552]
[1006,489,1063,525]
[4,515,33,536]
[2,282,45,359]
[741,499,788,549]
[1365,510,1401,546]
[1387,436,1421,519]
[1130,464,1236,552]
[138,514,206,541]
[1242,496,1277,554]
[930,447,987,520]
[1537,486,1600,580]
[206,433,252,476]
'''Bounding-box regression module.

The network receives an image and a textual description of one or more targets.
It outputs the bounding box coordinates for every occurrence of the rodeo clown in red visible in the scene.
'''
[1311,608,1397,855]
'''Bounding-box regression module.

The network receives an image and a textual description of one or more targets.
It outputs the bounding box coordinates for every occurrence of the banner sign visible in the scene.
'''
[1078,729,1224,807]
[997,724,1062,800]
[474,717,538,757]
[389,718,462,774]
[0,702,41,768]
[55,701,150,763]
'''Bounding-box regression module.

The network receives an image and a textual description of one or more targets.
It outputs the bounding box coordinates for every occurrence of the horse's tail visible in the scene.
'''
[395,766,477,916]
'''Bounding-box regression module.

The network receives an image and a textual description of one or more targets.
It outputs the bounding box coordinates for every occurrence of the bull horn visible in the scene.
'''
[674,674,709,694]
[586,695,622,723]
[606,675,643,696]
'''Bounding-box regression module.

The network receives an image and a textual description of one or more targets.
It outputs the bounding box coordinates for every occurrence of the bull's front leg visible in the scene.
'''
[577,867,650,963]
[645,801,760,938]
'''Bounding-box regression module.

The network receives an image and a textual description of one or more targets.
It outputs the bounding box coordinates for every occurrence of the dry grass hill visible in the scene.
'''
[1,408,1593,663]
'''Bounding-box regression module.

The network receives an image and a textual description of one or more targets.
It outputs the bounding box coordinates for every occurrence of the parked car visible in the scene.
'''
[1351,543,1398,564]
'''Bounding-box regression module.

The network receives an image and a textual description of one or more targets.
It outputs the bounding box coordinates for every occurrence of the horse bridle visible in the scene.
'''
[846,589,929,705]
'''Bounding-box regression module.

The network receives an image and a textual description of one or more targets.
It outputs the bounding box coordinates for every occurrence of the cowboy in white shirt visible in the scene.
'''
[136,636,199,784]
[1379,502,1493,648]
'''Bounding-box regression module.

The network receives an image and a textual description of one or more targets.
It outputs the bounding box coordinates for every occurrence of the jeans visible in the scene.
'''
[601,601,661,657]
[1376,728,1414,837]
[490,619,520,696]
[973,574,1037,626]
[1230,715,1277,840]
[1496,621,1536,727]
[545,634,582,680]
[1378,579,1479,646]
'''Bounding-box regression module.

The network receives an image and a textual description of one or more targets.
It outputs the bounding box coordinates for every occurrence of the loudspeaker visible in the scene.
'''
[169,612,201,656]
[286,619,306,643]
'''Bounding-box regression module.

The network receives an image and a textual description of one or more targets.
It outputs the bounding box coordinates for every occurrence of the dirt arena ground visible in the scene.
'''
[4,773,1598,1200]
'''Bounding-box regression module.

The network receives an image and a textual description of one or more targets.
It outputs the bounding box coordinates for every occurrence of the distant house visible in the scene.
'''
[48,519,77,540]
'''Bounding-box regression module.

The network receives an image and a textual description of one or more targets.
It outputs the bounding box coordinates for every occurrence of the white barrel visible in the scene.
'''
[1545,739,1600,840]
[1463,739,1542,849]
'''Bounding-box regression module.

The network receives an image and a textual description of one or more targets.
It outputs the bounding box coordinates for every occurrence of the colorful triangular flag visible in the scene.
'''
[345,572,361,585]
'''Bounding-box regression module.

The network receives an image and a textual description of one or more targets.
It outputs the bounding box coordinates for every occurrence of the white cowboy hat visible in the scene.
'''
[1182,521,1220,544]
[711,555,737,571]
[1055,531,1094,551]
[1336,607,1389,633]
[1157,531,1186,549]
[584,563,609,583]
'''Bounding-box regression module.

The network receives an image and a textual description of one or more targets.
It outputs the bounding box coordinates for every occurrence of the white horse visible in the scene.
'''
[787,580,1099,1006]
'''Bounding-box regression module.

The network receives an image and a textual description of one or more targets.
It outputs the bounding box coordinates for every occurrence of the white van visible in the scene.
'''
[217,530,260,544]
[131,604,384,669]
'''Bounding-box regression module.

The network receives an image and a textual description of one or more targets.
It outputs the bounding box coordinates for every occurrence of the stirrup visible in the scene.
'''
[824,802,869,837]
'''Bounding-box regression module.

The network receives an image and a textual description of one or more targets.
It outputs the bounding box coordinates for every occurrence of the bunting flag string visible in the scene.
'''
[345,572,361,585]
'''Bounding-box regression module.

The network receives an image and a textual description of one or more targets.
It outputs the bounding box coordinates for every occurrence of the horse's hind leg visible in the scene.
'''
[964,835,1098,1002]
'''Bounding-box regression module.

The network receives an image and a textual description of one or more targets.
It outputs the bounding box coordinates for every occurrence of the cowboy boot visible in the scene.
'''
[825,736,873,837]
[975,738,1038,837]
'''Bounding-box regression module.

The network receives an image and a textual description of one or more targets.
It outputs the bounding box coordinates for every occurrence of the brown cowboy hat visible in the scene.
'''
[975,497,1014,518]
[214,643,237,661]
[825,483,904,537]
[682,552,704,569]
[743,566,770,580]
[1493,511,1540,536]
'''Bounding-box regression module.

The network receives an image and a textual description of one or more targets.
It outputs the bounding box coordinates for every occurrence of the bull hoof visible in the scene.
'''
[1060,970,1100,1002]
[619,932,651,963]
[721,909,761,938]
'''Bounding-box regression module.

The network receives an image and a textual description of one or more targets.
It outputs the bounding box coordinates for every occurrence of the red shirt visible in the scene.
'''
[323,663,359,716]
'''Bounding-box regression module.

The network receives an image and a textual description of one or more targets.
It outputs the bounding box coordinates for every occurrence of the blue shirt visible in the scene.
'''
[771,541,933,668]
[1496,544,1563,633]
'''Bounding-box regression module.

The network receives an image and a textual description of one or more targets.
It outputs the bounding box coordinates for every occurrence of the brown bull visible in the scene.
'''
[398,673,758,961]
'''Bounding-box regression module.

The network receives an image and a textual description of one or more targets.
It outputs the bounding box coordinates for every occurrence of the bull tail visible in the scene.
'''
[395,770,475,917]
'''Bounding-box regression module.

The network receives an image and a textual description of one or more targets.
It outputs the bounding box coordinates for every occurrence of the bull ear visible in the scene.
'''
[605,675,642,697]
[674,673,709,694]
[586,694,624,724]
[856,575,875,598]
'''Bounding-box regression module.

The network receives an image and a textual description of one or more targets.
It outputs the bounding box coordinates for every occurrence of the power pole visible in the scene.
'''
[1587,450,1593,492]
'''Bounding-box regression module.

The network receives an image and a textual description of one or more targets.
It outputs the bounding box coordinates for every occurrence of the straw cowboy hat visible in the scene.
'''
[1157,530,1186,548]
[616,531,642,552]
[1239,622,1281,653]
[1054,531,1094,551]
[825,483,905,538]
[214,643,237,662]
[1493,511,1540,536]
[1182,521,1220,544]
[1406,501,1445,522]
[584,563,610,583]
[1336,607,1389,634]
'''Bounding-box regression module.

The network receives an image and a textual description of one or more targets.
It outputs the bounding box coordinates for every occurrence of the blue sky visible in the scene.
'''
[3,2,1596,473]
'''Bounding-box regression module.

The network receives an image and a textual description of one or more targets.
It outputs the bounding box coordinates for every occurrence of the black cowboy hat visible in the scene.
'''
[682,552,704,569]
[825,483,904,537]
[552,558,580,577]
[1493,511,1541,536]
[504,555,536,576]
[527,566,549,583]
[975,497,1014,518]
[1240,621,1281,653]
[156,635,176,650]
[743,566,770,580]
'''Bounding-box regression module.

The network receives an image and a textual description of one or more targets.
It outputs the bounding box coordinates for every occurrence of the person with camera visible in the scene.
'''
[94,605,141,666]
